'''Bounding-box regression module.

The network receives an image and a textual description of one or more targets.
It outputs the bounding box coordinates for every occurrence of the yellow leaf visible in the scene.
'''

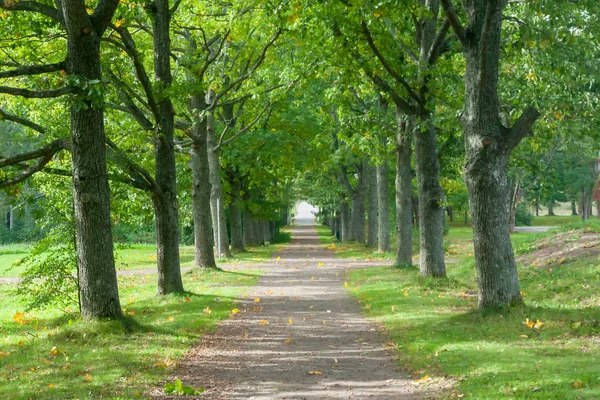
[114,18,126,27]
[184,297,191,302]
[267,290,272,295]
[344,281,349,288]
[254,298,261,303]
[276,257,281,261]
[414,375,430,383]
[289,319,293,325]
[48,384,55,389]
[259,319,269,326]
[167,316,174,322]
[403,290,409,297]
[308,370,322,375]
[0,351,10,357]
[231,308,240,314]
[83,374,92,382]
[317,262,324,267]
[203,307,211,314]
[13,312,23,325]
[50,346,58,356]
[284,338,292,344]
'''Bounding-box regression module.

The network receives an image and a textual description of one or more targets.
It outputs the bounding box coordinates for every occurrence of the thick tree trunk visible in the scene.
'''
[451,0,539,309]
[412,195,419,227]
[377,161,391,252]
[152,0,183,294]
[413,124,446,277]
[243,210,263,246]
[581,187,593,220]
[64,2,121,319]
[571,200,578,216]
[207,107,231,258]
[395,113,413,267]
[367,164,378,247]
[340,201,351,242]
[447,206,453,222]
[188,111,217,269]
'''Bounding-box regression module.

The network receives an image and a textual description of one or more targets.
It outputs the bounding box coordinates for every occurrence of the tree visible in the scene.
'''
[0,0,123,318]
[441,0,540,309]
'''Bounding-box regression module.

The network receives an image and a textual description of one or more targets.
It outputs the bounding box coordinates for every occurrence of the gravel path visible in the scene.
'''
[157,220,440,399]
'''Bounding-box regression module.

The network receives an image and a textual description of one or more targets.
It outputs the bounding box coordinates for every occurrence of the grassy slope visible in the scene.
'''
[319,220,600,399]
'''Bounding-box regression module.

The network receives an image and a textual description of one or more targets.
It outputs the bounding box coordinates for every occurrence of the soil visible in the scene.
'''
[517,231,600,268]
[153,220,446,399]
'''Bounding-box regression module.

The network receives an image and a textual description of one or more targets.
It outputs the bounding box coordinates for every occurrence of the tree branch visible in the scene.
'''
[0,61,66,79]
[105,138,159,193]
[90,0,120,36]
[361,21,422,105]
[0,139,69,168]
[0,108,47,134]
[0,0,63,25]
[428,18,451,65]
[440,0,467,46]
[0,85,75,98]
[215,101,272,150]
[503,107,540,152]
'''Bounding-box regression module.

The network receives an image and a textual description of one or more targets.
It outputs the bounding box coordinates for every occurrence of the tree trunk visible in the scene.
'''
[367,164,378,247]
[582,187,593,220]
[535,196,540,216]
[340,200,351,242]
[448,0,539,309]
[207,105,231,258]
[547,200,555,216]
[395,112,413,267]
[188,109,217,269]
[377,160,391,252]
[229,180,244,252]
[64,1,121,319]
[447,206,453,221]
[508,182,522,232]
[464,209,468,225]
[412,195,419,227]
[413,123,446,277]
[151,0,183,294]
[571,200,578,216]
[350,190,366,243]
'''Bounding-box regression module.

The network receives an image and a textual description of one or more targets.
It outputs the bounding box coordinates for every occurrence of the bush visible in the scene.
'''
[515,202,533,226]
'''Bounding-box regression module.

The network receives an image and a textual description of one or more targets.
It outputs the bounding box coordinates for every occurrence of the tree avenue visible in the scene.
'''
[1,0,599,317]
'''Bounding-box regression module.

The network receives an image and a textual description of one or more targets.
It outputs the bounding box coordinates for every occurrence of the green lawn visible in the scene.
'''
[0,236,289,278]
[0,268,261,399]
[343,221,600,399]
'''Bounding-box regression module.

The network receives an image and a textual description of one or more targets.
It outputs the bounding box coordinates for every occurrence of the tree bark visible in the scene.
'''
[571,200,577,216]
[151,0,183,294]
[63,0,121,319]
[441,0,540,309]
[367,163,378,247]
[340,200,351,242]
[413,123,446,277]
[188,113,217,269]
[228,179,244,252]
[207,104,231,258]
[377,160,391,252]
[547,200,555,216]
[350,189,366,242]
[395,112,413,267]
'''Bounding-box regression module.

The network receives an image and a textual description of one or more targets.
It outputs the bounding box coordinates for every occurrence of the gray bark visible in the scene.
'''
[413,123,446,277]
[340,200,351,242]
[395,112,413,267]
[341,161,367,243]
[442,0,540,308]
[228,179,244,252]
[377,160,391,252]
[207,103,231,258]
[547,200,555,216]
[188,107,217,269]
[367,163,378,247]
[151,0,183,294]
[243,210,263,246]
[63,0,122,319]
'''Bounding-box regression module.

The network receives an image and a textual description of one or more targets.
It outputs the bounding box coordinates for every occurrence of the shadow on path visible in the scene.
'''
[155,224,442,399]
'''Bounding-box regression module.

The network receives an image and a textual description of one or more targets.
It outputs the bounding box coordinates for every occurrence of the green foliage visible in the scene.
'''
[515,202,534,226]
[164,379,203,396]
[15,224,78,311]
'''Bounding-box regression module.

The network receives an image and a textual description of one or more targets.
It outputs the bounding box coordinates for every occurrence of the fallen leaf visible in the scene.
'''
[289,319,293,325]
[254,298,261,303]
[203,307,211,314]
[284,339,292,344]
[83,374,92,382]
[258,320,269,326]
[231,308,240,314]
[572,381,582,388]
[413,375,430,383]
[308,370,322,375]
[48,384,55,389]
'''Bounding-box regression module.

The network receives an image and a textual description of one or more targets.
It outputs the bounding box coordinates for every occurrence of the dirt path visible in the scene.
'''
[157,220,439,399]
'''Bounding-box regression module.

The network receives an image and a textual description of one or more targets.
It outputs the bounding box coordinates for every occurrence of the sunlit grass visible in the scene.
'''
[0,268,261,399]
[345,223,600,399]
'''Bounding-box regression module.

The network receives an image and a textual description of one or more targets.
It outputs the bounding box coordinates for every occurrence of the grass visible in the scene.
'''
[0,232,290,278]
[342,220,600,399]
[0,267,261,399]
[530,215,581,226]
